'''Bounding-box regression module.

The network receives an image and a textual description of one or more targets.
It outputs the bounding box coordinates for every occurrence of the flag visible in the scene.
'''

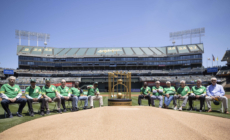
[216,57,218,61]
[208,58,210,60]
[212,55,215,61]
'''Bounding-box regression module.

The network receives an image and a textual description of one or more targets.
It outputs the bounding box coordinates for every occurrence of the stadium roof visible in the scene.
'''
[17,43,204,58]
[221,50,230,61]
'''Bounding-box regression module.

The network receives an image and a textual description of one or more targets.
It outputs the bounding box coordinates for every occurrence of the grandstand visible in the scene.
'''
[17,44,203,70]
[217,50,230,91]
[1,43,226,91]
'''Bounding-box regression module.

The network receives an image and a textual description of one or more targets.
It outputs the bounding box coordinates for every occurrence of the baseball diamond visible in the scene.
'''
[1,1,230,139]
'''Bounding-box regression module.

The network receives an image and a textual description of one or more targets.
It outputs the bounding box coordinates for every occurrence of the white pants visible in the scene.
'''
[206,96,228,110]
[88,95,103,107]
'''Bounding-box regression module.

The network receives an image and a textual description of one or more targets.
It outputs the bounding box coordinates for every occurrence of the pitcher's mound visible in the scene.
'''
[0,106,230,140]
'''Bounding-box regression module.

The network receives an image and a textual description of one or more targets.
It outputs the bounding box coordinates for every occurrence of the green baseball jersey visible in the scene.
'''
[71,87,81,96]
[140,86,151,95]
[163,86,176,95]
[177,86,190,96]
[87,85,99,96]
[57,86,70,97]
[25,86,41,98]
[42,85,57,98]
[191,86,206,95]
[152,86,164,96]
[0,84,22,98]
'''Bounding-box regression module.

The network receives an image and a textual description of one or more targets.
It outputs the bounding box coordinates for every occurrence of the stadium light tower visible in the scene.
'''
[170,28,205,44]
[15,30,50,46]
[172,40,175,46]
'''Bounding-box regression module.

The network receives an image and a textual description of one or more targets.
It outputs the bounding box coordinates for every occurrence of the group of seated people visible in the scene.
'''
[0,76,103,118]
[0,76,229,118]
[138,78,229,114]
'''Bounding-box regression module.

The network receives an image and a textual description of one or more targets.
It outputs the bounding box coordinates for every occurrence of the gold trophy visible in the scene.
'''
[108,71,132,106]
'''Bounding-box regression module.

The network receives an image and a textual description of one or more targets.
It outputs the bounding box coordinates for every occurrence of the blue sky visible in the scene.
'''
[0,0,229,69]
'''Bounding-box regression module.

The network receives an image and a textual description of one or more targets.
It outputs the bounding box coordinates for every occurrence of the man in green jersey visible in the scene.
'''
[188,79,206,112]
[163,81,176,109]
[138,82,151,106]
[87,82,103,108]
[151,81,164,108]
[57,79,76,112]
[42,78,62,114]
[173,80,190,111]
[25,79,45,116]
[70,82,88,110]
[0,76,27,118]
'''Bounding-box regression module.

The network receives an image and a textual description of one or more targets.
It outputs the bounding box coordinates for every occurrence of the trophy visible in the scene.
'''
[108,71,132,106]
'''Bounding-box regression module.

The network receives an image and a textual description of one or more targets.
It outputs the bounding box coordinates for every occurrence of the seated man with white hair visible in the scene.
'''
[206,77,229,114]
[57,79,77,112]
[188,79,206,112]
[151,81,164,108]
[173,80,190,111]
[0,76,27,118]
[163,81,176,109]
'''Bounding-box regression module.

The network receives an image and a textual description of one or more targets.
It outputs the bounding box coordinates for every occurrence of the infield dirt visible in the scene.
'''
[0,106,230,140]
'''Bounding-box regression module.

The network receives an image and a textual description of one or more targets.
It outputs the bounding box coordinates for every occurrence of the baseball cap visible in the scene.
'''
[30,79,36,83]
[45,78,51,82]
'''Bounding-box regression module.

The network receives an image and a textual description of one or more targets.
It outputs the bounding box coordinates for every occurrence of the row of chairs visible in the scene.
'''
[141,98,224,112]
[2,100,89,118]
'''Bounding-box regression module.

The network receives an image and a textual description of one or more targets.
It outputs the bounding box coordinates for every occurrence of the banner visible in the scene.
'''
[147,82,155,86]
[3,69,14,75]
[207,68,218,73]
[52,82,73,87]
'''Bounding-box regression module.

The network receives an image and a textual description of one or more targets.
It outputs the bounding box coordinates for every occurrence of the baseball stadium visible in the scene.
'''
[1,1,230,139]
[0,43,230,140]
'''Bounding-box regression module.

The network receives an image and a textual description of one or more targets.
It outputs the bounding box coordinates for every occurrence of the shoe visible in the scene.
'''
[224,111,229,114]
[75,107,79,111]
[163,104,166,108]
[57,109,62,114]
[83,107,87,110]
[40,111,45,116]
[8,114,13,118]
[63,109,67,112]
[173,106,177,110]
[152,105,155,107]
[16,112,23,117]
[30,112,34,117]
[188,107,193,111]
[88,107,92,109]
[199,110,202,112]
[46,110,50,115]
[179,107,182,111]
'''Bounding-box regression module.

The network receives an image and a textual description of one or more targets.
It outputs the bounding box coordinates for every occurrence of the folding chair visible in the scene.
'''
[210,101,224,113]
[27,102,41,115]
[88,96,96,108]
[192,99,206,111]
[162,96,174,109]
[177,98,189,110]
[51,101,58,112]
[4,103,20,118]
[140,98,150,106]
[66,101,73,111]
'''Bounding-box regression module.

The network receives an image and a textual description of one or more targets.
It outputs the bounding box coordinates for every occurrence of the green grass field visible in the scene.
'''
[0,93,230,133]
